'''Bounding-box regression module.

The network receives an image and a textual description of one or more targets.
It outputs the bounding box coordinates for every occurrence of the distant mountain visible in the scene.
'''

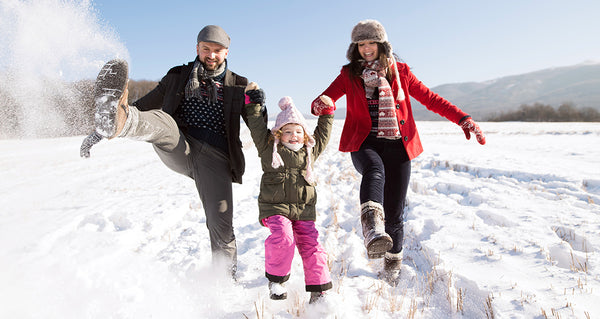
[412,62,600,120]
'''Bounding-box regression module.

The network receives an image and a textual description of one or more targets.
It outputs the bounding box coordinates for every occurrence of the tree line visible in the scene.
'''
[486,102,600,122]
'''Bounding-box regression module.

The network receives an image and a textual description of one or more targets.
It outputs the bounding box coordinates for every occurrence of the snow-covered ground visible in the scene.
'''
[1,120,599,318]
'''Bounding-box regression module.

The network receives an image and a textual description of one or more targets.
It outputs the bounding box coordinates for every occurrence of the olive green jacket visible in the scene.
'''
[245,103,334,224]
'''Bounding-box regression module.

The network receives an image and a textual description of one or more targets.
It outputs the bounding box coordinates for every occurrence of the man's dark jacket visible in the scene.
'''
[133,59,266,184]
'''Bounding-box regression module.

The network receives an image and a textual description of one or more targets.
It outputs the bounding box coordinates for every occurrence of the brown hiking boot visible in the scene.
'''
[93,59,129,139]
[380,252,402,285]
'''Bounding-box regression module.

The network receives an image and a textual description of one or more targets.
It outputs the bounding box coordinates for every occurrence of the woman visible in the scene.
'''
[311,19,486,283]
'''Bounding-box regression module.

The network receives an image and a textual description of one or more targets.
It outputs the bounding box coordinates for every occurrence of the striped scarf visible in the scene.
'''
[361,59,404,139]
[185,58,227,104]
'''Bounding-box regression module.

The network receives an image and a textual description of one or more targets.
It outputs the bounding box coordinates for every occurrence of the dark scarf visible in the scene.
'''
[185,57,227,104]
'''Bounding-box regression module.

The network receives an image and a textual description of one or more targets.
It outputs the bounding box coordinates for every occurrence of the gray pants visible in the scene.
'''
[120,107,237,272]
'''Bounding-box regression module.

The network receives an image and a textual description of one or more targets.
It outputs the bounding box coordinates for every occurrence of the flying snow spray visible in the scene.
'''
[0,0,129,138]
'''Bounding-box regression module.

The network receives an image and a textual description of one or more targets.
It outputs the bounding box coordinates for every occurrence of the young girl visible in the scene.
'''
[244,83,335,303]
[311,19,486,283]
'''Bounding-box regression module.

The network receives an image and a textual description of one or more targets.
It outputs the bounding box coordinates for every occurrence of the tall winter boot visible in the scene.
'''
[93,58,130,139]
[380,251,402,285]
[360,201,393,259]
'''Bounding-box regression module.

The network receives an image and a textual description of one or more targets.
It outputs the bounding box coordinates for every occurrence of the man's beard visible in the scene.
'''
[201,58,222,71]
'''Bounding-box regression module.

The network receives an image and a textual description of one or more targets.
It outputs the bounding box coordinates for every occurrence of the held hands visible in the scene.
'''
[459,117,486,145]
[80,131,104,158]
[311,95,335,116]
[244,82,265,105]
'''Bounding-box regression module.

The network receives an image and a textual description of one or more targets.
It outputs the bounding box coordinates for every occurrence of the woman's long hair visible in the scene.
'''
[346,42,400,83]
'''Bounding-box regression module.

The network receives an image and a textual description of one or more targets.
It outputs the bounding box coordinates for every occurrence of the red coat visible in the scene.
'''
[315,62,468,159]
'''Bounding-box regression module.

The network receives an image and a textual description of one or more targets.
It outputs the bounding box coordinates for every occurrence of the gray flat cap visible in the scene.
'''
[197,25,230,48]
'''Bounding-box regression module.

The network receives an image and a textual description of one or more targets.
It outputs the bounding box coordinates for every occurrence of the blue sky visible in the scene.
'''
[6,0,600,115]
[90,0,600,114]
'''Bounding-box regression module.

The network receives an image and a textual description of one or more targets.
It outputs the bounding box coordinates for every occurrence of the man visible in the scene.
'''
[81,25,267,277]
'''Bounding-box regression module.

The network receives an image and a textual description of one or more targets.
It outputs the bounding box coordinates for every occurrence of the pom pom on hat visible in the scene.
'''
[278,96,294,110]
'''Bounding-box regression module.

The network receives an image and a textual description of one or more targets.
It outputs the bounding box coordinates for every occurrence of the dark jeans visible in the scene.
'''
[351,135,411,254]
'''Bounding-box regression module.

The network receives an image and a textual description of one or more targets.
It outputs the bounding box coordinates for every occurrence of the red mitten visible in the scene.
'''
[459,117,486,145]
[311,95,335,116]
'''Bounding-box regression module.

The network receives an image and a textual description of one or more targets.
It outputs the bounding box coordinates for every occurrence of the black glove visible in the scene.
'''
[245,88,265,105]
[80,131,104,158]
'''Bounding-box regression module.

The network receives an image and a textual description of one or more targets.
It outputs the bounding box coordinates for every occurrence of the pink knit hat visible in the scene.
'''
[272,96,316,183]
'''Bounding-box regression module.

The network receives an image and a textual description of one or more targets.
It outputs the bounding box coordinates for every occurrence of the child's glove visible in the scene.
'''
[244,82,265,105]
[459,117,486,145]
[80,131,103,158]
[311,95,335,116]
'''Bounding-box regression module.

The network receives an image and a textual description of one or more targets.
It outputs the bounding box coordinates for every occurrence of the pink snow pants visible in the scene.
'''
[262,215,332,292]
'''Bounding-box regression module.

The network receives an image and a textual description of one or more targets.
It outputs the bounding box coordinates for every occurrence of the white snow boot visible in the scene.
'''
[268,281,287,300]
[360,201,393,259]
[93,58,129,139]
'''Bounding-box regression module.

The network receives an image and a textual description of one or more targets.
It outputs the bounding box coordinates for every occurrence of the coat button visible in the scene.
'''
[400,119,405,125]
[404,136,408,141]
[395,103,400,109]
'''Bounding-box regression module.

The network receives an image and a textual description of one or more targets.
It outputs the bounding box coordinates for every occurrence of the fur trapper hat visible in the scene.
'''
[272,96,316,183]
[351,19,388,43]
[346,19,392,61]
